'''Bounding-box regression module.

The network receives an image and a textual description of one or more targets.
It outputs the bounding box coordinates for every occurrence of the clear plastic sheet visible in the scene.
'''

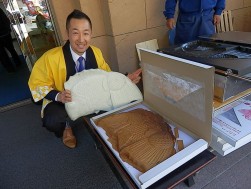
[144,63,206,122]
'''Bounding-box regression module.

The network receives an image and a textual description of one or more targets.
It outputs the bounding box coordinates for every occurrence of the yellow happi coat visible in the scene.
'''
[28,42,111,117]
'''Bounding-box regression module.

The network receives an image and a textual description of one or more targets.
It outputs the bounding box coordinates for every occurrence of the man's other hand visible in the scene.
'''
[127,68,142,84]
[57,89,72,103]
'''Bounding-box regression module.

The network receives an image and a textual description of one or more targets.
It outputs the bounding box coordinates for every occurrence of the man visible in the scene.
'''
[163,0,225,45]
[0,8,22,72]
[28,10,141,149]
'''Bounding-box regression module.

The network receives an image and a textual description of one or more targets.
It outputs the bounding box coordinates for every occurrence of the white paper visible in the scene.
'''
[213,99,251,143]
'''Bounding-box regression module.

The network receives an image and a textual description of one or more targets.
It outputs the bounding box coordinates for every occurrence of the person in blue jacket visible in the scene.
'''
[163,0,225,45]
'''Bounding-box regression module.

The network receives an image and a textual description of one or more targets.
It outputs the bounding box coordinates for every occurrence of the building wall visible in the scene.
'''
[48,0,80,43]
[226,0,251,31]
[48,0,251,73]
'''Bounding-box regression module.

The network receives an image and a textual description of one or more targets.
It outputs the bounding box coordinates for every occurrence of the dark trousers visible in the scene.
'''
[0,33,22,72]
[42,102,71,138]
[42,101,85,138]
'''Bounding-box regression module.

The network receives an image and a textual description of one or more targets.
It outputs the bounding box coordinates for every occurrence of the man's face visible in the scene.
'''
[67,18,92,56]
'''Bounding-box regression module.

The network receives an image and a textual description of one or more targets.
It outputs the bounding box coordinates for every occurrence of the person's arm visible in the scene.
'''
[56,89,72,103]
[214,0,225,15]
[1,9,11,32]
[45,90,60,101]
[163,0,177,19]
[28,49,68,103]
[166,18,176,30]
[127,68,142,84]
[213,15,221,25]
[213,0,225,25]
[163,0,177,30]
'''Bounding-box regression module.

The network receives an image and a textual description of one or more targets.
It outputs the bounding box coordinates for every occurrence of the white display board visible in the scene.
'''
[212,94,251,155]
[213,95,251,147]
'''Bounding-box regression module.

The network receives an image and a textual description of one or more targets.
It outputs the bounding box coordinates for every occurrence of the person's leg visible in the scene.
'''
[3,34,22,66]
[0,37,16,72]
[42,101,77,148]
[42,102,68,137]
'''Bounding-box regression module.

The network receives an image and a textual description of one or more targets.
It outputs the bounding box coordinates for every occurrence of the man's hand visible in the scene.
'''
[127,68,142,84]
[57,89,72,103]
[166,18,175,30]
[213,15,221,25]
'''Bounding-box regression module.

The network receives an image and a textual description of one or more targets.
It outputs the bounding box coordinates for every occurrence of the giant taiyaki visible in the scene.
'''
[64,69,143,120]
[96,108,176,172]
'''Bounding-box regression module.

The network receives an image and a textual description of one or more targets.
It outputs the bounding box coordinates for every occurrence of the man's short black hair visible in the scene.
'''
[66,9,92,30]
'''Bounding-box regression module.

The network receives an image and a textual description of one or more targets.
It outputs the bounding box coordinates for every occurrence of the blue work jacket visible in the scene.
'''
[163,0,225,19]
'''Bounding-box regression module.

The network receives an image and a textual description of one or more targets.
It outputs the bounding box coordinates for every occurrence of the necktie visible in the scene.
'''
[77,56,85,72]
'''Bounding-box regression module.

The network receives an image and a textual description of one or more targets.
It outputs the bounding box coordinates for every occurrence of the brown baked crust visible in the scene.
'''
[96,108,176,172]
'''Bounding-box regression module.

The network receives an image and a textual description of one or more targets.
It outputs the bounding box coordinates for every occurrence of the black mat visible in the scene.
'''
[0,55,31,107]
[0,104,122,189]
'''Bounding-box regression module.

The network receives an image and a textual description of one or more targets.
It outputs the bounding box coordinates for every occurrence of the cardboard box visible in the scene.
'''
[90,49,215,188]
